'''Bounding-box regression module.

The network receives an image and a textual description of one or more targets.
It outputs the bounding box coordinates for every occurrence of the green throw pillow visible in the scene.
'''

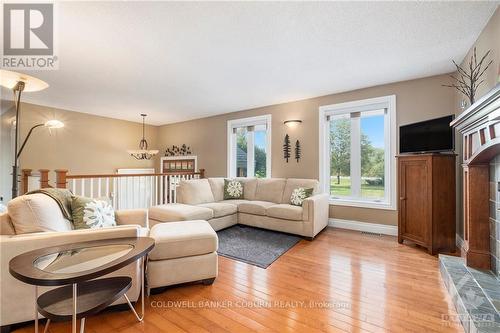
[290,187,314,206]
[71,195,116,230]
[223,179,244,200]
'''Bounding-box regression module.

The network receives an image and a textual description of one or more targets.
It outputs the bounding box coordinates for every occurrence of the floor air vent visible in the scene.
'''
[361,231,382,236]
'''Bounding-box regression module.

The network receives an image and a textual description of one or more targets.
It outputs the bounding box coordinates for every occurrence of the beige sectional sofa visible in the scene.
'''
[0,193,218,332]
[149,178,329,239]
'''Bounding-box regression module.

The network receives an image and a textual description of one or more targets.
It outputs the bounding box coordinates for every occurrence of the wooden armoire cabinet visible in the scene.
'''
[397,153,456,255]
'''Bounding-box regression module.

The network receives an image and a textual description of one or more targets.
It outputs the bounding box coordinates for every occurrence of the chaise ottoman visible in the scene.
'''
[146,220,218,293]
[148,203,214,227]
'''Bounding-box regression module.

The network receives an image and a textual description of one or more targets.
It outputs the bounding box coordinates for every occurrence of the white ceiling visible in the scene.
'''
[2,1,498,125]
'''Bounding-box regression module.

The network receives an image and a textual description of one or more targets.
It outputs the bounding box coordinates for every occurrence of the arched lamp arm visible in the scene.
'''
[16,123,44,159]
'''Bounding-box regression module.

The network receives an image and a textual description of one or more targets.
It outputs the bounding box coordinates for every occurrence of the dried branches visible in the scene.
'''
[442,47,492,105]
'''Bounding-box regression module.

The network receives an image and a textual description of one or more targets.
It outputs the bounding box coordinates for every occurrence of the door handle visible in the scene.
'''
[400,197,406,201]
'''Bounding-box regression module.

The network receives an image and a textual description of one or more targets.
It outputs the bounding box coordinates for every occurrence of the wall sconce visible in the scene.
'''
[284,119,302,128]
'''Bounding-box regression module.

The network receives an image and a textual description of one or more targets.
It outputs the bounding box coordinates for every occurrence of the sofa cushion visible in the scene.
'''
[7,194,73,234]
[281,178,320,204]
[149,204,213,222]
[238,201,274,216]
[208,178,225,202]
[236,177,258,200]
[177,179,215,205]
[267,204,304,221]
[254,178,286,203]
[197,202,237,218]
[219,199,249,207]
[149,220,218,260]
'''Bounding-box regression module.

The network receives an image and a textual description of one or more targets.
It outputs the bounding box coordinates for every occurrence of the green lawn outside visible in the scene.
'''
[330,177,384,199]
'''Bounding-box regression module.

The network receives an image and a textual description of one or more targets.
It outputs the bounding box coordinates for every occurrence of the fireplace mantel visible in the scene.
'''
[451,84,500,269]
[452,84,500,164]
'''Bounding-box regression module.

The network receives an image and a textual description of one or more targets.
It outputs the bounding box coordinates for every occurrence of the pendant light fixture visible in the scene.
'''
[128,114,158,160]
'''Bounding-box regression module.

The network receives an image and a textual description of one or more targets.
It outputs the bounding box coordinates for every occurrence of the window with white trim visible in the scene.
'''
[319,96,396,210]
[227,115,271,178]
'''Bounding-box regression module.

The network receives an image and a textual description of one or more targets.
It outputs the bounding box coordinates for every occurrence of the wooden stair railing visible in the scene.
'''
[21,168,205,208]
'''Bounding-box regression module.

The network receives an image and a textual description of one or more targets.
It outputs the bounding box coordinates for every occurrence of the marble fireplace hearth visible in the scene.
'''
[440,255,500,332]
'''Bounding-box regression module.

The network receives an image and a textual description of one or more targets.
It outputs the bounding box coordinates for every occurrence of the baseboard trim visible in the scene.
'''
[328,218,398,236]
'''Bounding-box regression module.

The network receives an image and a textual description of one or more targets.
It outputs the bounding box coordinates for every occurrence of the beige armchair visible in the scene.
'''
[0,204,148,331]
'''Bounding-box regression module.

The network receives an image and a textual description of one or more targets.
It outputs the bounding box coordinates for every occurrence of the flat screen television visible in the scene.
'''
[399,115,455,154]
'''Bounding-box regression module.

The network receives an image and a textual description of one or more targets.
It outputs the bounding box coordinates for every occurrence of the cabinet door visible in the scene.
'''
[399,158,430,245]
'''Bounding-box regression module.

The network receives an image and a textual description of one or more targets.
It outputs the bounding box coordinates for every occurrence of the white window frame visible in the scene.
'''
[227,114,272,178]
[319,95,396,210]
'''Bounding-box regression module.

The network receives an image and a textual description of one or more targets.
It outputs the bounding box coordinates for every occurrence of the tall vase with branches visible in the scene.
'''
[442,47,492,106]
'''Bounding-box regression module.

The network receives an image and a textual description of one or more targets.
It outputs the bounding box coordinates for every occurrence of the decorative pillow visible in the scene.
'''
[223,179,244,200]
[290,187,314,206]
[71,196,116,230]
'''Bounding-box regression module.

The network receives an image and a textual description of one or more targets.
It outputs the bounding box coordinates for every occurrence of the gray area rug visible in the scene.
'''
[216,225,301,268]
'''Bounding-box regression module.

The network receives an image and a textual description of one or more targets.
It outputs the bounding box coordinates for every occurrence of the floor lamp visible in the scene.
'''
[0,70,51,198]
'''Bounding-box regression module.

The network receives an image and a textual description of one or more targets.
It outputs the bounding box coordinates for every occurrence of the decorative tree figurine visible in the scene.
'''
[442,47,492,106]
[295,140,301,162]
[283,134,291,163]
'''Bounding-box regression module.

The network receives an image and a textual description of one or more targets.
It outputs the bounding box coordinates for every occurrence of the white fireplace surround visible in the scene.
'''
[451,84,500,271]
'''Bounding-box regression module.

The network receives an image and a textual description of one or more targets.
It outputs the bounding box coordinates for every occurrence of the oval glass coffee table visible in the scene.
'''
[9,237,155,333]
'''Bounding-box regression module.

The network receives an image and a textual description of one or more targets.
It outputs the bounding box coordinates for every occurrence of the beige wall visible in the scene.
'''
[0,9,495,226]
[0,101,159,200]
[458,7,499,105]
[0,74,463,226]
[454,7,500,237]
[158,74,456,226]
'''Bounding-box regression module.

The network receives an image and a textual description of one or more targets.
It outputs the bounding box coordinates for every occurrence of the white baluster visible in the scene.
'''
[134,176,137,208]
[113,178,117,209]
[130,177,134,209]
[168,176,172,204]
[125,177,129,209]
[90,178,94,198]
[136,176,140,208]
[132,176,136,208]
[173,176,177,203]
[106,178,110,198]
[98,178,102,198]
[138,176,142,208]
[154,176,158,206]
[159,175,164,204]
[80,179,85,196]
[72,179,76,194]
[149,176,153,208]
[142,176,146,208]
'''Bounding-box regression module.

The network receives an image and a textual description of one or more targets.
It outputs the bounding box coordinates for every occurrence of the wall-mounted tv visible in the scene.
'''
[399,115,455,154]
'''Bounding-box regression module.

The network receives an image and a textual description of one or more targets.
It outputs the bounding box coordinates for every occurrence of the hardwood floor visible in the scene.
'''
[13,228,464,333]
